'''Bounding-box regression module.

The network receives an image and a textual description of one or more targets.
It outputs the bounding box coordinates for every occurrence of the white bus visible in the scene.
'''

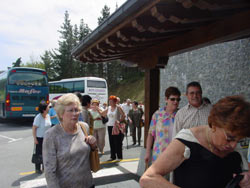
[49,77,108,104]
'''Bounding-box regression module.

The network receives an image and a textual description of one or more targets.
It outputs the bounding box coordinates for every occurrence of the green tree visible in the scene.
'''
[40,50,57,80]
[52,11,76,80]
[98,5,110,25]
[12,57,22,67]
[79,19,92,41]
[97,5,111,78]
[74,19,92,77]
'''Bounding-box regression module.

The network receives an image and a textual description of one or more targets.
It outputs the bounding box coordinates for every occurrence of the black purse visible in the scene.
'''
[225,174,243,188]
[31,145,43,164]
[101,116,109,124]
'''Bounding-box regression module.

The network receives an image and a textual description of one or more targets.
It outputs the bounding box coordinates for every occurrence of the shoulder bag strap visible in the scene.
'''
[79,122,88,137]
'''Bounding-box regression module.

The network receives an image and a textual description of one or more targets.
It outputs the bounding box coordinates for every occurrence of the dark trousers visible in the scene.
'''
[35,137,43,170]
[132,125,141,144]
[108,126,123,159]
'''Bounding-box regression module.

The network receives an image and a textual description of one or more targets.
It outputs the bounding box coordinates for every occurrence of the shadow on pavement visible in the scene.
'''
[95,160,140,186]
[11,172,42,187]
[0,118,33,132]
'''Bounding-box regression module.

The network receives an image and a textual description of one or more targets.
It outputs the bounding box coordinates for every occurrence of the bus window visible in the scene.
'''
[74,81,84,93]
[49,84,54,93]
[9,72,48,86]
[54,83,63,93]
[64,82,73,92]
[87,80,106,88]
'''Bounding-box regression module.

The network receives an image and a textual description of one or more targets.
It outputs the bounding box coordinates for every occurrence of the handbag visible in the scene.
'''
[31,145,43,164]
[225,174,243,188]
[79,123,100,172]
[101,116,109,124]
[112,122,126,135]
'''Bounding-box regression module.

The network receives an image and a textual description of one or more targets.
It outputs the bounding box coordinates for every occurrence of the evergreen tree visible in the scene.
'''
[40,50,56,80]
[52,11,75,80]
[75,19,92,77]
[12,57,22,67]
[79,19,92,41]
[98,5,110,25]
[97,5,111,79]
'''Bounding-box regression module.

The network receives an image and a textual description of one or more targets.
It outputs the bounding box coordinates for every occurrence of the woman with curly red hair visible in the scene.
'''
[140,95,250,188]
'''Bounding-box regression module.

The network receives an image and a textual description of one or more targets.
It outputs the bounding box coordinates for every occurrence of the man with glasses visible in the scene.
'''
[173,81,212,137]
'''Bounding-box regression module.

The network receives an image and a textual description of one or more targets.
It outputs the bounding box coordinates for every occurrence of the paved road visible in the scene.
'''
[0,120,144,188]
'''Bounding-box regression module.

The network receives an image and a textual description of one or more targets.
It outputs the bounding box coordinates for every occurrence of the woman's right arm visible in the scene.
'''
[140,139,186,188]
[144,133,154,163]
[32,126,38,144]
[98,108,108,117]
[43,132,60,188]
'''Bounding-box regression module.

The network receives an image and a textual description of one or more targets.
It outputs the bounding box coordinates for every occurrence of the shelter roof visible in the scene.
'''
[72,0,250,68]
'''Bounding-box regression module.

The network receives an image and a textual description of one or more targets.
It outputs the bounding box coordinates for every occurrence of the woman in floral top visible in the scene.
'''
[145,87,181,163]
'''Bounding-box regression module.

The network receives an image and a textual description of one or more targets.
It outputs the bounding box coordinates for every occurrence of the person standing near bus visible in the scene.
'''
[49,100,60,127]
[82,95,94,135]
[101,95,125,160]
[90,99,106,154]
[32,102,51,173]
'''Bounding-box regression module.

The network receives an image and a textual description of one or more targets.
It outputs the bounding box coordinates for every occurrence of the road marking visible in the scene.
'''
[0,134,23,143]
[19,158,139,175]
[100,158,139,164]
[20,167,124,187]
[20,178,47,188]
[19,171,35,176]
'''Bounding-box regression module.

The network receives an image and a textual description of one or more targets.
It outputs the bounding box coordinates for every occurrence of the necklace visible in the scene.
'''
[206,127,213,152]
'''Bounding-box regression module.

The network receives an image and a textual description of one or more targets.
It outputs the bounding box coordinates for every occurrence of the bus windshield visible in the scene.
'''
[87,80,106,88]
[8,72,48,87]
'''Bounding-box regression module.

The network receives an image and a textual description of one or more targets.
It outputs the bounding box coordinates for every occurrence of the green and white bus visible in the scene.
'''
[0,67,49,119]
[49,77,108,105]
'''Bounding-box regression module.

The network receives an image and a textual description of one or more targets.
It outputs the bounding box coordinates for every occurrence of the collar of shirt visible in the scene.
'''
[162,106,177,118]
[186,102,208,110]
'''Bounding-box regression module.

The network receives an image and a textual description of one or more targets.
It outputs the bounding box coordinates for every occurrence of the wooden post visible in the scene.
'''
[144,68,160,148]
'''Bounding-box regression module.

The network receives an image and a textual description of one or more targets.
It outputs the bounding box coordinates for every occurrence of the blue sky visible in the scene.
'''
[0,0,126,71]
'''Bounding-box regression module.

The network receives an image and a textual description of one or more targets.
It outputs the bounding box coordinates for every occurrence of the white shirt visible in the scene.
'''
[121,104,131,120]
[173,103,212,137]
[33,113,51,137]
[106,106,117,127]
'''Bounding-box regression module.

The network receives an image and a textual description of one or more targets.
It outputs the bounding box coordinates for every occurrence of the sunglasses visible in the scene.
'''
[169,98,181,102]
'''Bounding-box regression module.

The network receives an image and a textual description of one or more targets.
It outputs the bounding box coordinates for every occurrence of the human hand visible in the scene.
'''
[144,152,151,163]
[85,135,97,149]
[34,138,38,145]
[238,171,250,188]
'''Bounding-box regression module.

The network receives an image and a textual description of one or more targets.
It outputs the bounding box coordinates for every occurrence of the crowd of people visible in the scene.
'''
[31,81,250,188]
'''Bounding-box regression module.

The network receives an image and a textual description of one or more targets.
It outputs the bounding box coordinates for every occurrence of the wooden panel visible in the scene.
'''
[128,10,250,67]
[144,68,160,147]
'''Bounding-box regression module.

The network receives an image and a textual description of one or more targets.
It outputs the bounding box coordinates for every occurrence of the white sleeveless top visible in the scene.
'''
[106,106,118,127]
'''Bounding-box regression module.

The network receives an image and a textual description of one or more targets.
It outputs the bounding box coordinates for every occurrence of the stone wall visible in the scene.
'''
[159,38,250,108]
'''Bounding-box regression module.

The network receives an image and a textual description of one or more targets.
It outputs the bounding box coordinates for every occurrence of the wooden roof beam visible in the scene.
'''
[127,10,250,68]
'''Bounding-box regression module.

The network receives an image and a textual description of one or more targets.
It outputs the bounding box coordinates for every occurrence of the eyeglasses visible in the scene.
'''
[65,109,80,113]
[169,98,181,102]
[222,129,237,143]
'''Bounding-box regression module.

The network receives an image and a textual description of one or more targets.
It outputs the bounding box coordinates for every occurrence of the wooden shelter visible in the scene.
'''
[72,0,250,146]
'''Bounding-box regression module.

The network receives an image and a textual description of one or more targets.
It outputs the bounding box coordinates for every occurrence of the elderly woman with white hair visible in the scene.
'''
[43,93,97,188]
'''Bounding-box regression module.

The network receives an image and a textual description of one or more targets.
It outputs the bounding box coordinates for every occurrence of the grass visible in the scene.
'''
[109,76,145,103]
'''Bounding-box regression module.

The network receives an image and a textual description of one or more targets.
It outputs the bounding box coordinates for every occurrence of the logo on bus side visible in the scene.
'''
[88,88,106,92]
[9,89,41,95]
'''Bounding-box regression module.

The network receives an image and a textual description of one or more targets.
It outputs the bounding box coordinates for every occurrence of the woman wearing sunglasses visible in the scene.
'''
[144,86,181,166]
[140,96,250,188]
